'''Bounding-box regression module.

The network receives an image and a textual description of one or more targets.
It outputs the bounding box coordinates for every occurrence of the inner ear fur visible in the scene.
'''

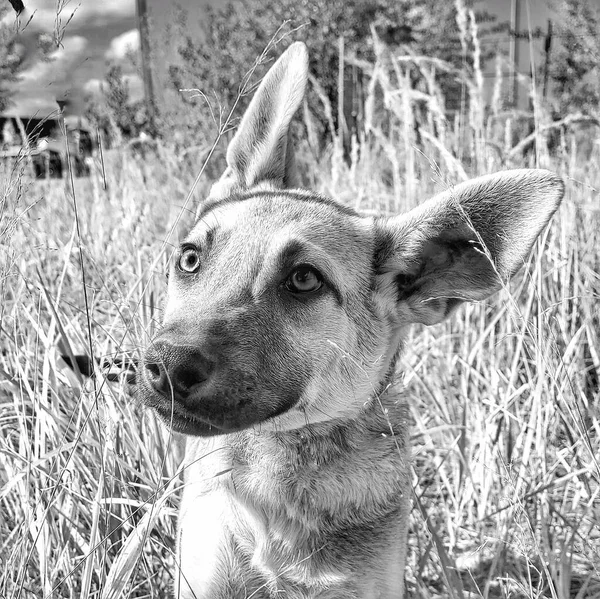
[204,42,308,207]
[379,169,565,326]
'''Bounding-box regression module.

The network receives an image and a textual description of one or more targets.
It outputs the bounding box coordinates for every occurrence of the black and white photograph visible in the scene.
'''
[0,0,598,597]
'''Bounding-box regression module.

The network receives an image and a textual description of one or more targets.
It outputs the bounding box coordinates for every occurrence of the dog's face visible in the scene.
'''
[139,191,400,435]
[137,42,563,436]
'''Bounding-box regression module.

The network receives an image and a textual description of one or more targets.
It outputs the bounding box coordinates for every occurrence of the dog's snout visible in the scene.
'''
[143,340,214,400]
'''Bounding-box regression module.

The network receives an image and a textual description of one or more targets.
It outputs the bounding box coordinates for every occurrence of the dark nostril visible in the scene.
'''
[145,361,162,381]
[144,359,168,395]
[175,365,207,392]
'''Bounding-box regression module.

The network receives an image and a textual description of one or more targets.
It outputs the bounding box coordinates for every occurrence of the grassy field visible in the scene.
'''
[1,40,600,599]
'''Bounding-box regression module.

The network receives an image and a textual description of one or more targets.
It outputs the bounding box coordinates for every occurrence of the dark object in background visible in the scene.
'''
[8,0,25,14]
[60,354,137,384]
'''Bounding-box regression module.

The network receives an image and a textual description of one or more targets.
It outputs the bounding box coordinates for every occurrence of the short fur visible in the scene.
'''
[138,42,564,598]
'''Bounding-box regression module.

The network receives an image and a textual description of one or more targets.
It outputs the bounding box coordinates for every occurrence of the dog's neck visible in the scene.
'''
[179,388,410,597]
[183,388,410,533]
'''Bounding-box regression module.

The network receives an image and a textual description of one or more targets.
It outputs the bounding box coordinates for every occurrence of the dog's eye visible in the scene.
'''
[285,265,323,294]
[178,246,201,273]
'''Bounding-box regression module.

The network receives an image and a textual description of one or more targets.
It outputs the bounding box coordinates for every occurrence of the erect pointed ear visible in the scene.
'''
[207,42,308,203]
[375,169,565,326]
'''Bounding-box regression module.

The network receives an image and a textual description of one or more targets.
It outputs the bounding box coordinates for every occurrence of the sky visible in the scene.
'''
[1,0,138,116]
[1,0,556,119]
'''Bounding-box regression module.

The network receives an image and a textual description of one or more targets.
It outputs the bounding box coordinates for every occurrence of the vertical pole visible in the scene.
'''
[136,0,156,134]
[509,0,521,107]
[543,19,553,100]
[337,35,347,143]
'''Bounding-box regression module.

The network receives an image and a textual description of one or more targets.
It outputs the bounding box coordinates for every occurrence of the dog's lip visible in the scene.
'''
[138,383,296,436]
[152,402,228,432]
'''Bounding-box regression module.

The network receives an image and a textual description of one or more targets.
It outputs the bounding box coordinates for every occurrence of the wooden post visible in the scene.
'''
[509,0,521,107]
[543,20,553,100]
[337,35,347,143]
[136,0,156,134]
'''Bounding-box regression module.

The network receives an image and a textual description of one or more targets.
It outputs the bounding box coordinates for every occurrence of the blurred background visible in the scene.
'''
[1,0,599,176]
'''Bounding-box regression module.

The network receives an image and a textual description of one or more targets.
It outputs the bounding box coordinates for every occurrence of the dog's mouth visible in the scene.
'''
[139,387,248,435]
[152,402,232,436]
[137,382,296,437]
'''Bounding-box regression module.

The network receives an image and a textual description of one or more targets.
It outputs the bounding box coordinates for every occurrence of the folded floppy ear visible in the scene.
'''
[376,169,564,326]
[207,42,308,203]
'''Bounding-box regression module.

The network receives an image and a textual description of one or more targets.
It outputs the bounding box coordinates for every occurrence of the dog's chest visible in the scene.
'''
[176,487,231,597]
[175,427,409,598]
[176,485,343,598]
[177,488,406,599]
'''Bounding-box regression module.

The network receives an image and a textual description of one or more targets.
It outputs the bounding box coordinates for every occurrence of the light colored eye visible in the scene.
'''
[178,247,201,273]
[286,265,323,293]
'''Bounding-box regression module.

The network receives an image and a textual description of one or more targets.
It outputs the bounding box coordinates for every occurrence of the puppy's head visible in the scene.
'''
[138,43,564,436]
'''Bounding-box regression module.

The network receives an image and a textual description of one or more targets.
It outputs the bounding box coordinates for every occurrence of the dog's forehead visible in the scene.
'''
[187,193,372,257]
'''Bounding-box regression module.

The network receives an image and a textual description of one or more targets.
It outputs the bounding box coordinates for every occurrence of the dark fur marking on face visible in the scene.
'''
[394,234,487,302]
[196,190,360,222]
[179,224,226,268]
[204,226,217,253]
[395,273,419,301]
[371,223,396,274]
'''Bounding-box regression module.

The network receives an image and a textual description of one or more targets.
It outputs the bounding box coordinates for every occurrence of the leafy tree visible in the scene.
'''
[549,0,600,115]
[0,5,27,112]
[0,5,53,113]
[166,1,432,137]
[417,1,507,111]
[164,0,502,144]
[84,64,148,146]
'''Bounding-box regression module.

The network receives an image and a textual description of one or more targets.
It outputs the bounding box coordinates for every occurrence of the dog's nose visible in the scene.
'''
[143,340,214,399]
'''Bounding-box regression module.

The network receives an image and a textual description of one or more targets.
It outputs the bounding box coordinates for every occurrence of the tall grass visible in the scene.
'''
[1,32,599,599]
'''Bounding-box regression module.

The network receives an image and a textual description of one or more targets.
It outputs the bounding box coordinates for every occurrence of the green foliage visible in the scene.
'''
[0,6,53,114]
[84,64,148,146]
[164,0,450,140]
[167,0,420,140]
[160,0,509,149]
[550,0,600,115]
[0,6,26,113]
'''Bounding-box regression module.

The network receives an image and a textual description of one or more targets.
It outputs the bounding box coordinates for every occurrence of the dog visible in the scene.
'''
[137,42,564,598]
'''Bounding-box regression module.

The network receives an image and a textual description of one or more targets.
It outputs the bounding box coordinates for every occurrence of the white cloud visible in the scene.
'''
[105,29,140,61]
[5,35,89,117]
[124,73,143,102]
[1,0,139,118]
[83,77,102,95]
[83,73,144,103]
[3,95,60,117]
[20,35,88,84]
[1,0,136,35]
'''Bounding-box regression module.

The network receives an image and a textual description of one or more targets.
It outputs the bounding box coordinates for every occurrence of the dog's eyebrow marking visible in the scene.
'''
[204,226,217,251]
[184,219,231,257]
[196,190,360,222]
[184,225,219,254]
